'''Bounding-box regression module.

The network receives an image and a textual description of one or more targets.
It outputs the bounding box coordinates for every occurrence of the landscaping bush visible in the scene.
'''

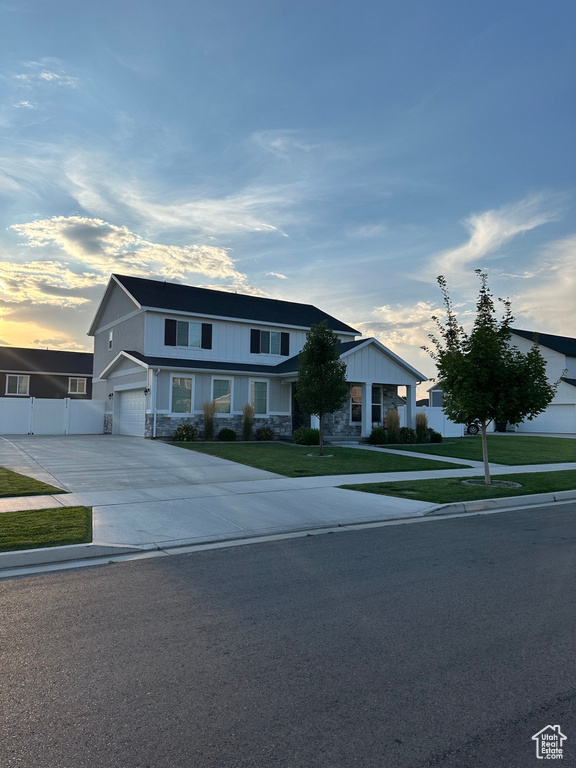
[242,403,255,441]
[429,429,443,443]
[255,425,275,441]
[202,400,216,440]
[292,426,320,445]
[368,427,387,445]
[399,427,418,444]
[415,411,429,443]
[173,422,198,442]
[385,409,400,443]
[218,428,237,441]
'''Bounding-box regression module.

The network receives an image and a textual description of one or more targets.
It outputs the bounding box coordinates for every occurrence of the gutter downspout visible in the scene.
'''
[153,368,160,439]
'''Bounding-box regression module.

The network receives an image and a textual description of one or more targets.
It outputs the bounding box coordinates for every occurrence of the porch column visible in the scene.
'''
[405,384,416,429]
[361,381,372,438]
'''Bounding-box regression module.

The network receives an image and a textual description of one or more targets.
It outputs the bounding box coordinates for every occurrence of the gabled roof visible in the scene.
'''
[273,339,366,374]
[562,377,576,388]
[94,274,359,335]
[511,329,576,358]
[0,346,93,376]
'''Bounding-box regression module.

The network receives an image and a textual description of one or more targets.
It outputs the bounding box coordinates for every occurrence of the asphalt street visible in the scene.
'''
[1,504,575,768]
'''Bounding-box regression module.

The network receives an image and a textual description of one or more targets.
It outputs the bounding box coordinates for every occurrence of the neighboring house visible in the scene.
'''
[427,383,444,408]
[88,274,426,439]
[0,346,93,399]
[510,329,576,433]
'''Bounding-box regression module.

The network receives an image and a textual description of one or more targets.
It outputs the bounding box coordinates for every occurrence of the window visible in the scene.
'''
[250,329,289,356]
[371,385,382,424]
[165,319,212,349]
[6,375,30,396]
[350,385,362,422]
[69,378,87,394]
[250,381,268,415]
[171,377,193,413]
[108,330,113,351]
[213,379,231,413]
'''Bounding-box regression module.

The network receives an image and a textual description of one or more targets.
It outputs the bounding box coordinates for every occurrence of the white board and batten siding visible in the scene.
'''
[0,399,106,435]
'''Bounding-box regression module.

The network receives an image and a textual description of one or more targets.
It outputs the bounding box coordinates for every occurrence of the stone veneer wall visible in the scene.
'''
[104,413,113,434]
[145,413,292,440]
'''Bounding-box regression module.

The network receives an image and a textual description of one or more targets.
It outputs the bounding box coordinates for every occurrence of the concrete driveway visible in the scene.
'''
[0,434,279,492]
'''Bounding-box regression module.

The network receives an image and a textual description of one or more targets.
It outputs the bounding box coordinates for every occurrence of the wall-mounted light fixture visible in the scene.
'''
[108,392,114,400]
[144,388,150,395]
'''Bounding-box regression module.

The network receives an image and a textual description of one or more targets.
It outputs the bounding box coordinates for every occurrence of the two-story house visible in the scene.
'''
[88,274,426,439]
[0,347,93,400]
[510,329,576,433]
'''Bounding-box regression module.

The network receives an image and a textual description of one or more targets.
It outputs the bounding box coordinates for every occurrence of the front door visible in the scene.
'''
[291,383,311,432]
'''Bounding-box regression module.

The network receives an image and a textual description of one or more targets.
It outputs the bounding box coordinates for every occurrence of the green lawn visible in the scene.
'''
[389,435,576,465]
[341,469,576,504]
[0,467,66,498]
[0,506,92,553]
[177,442,468,477]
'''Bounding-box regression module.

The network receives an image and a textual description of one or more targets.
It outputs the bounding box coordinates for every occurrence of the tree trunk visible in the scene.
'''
[481,421,491,484]
[318,414,324,456]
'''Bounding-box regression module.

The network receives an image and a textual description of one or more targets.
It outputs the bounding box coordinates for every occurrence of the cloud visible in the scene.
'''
[0,261,102,308]
[346,223,387,239]
[515,235,576,333]
[10,216,245,282]
[14,100,35,109]
[266,272,288,279]
[430,194,563,285]
[11,60,79,89]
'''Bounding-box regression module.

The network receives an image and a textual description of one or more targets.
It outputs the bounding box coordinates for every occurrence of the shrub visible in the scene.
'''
[399,427,417,444]
[218,428,237,441]
[255,425,275,441]
[173,422,198,442]
[415,411,429,443]
[202,400,216,441]
[292,426,320,445]
[385,409,400,443]
[368,427,387,445]
[429,429,443,443]
[242,403,255,441]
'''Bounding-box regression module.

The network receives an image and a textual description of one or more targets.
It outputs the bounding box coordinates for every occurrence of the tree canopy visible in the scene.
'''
[296,321,349,454]
[425,271,558,483]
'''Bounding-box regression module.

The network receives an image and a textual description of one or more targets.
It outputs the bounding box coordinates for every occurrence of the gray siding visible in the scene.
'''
[98,282,139,326]
[93,313,146,378]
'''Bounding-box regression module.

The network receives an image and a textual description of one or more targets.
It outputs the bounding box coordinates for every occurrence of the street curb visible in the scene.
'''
[424,489,576,516]
[0,542,156,570]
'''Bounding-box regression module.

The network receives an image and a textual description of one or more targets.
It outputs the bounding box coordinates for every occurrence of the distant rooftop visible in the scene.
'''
[511,328,576,358]
[0,346,93,375]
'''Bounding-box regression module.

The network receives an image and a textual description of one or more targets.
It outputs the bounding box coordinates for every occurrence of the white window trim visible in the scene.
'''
[6,374,30,396]
[173,320,203,349]
[211,375,234,415]
[68,377,87,395]
[249,378,269,415]
[169,373,195,415]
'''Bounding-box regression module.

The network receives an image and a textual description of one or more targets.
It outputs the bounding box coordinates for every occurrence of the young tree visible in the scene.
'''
[296,321,349,455]
[424,270,558,484]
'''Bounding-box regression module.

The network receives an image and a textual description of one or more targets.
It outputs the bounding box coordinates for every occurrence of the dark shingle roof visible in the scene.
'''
[562,378,576,388]
[0,347,93,375]
[511,329,576,358]
[125,351,285,375]
[271,339,367,374]
[114,274,359,335]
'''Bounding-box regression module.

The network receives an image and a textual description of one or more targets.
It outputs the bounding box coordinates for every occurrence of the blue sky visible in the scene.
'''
[1,0,574,380]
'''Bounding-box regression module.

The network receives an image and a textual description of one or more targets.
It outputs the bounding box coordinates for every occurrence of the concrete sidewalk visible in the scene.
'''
[1,435,576,576]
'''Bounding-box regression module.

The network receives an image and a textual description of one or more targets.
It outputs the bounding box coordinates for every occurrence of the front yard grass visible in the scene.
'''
[341,470,576,504]
[389,435,576,465]
[0,467,66,498]
[176,442,468,477]
[0,506,92,553]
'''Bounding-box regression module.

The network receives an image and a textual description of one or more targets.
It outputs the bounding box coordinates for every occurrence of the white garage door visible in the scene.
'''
[118,389,146,436]
[516,404,576,434]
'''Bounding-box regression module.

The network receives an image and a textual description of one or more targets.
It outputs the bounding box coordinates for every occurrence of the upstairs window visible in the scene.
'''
[108,330,114,350]
[165,320,212,349]
[250,329,289,356]
[69,378,87,394]
[6,375,30,396]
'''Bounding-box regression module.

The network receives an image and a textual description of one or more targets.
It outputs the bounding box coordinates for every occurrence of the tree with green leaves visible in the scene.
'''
[425,270,558,484]
[296,320,349,455]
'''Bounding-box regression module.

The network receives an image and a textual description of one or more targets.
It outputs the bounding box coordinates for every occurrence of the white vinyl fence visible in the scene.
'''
[0,398,105,435]
[398,406,465,438]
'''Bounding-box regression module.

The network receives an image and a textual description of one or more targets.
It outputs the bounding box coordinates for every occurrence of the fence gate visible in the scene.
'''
[0,398,105,435]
